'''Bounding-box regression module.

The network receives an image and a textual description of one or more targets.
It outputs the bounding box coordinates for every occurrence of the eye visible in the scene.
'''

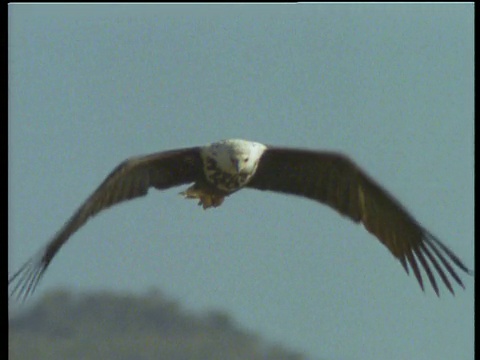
[244,157,249,162]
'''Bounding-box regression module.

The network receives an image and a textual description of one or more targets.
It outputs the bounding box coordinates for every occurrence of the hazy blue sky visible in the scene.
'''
[9,4,473,360]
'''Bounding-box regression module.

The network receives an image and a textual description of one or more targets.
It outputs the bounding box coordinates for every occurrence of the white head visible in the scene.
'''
[201,139,267,191]
[203,139,267,175]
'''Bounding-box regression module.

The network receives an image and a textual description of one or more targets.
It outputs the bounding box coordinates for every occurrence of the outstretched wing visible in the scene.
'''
[9,147,203,300]
[247,147,472,296]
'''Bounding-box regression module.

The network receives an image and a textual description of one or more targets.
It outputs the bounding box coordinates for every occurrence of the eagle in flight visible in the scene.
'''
[9,139,472,300]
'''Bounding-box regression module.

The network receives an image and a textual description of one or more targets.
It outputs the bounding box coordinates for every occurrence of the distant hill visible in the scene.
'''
[9,289,306,360]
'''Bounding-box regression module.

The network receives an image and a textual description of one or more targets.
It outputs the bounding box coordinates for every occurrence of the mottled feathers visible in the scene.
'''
[9,140,472,300]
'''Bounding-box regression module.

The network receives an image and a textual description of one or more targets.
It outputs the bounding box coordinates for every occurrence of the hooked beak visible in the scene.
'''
[233,160,241,173]
[230,158,241,173]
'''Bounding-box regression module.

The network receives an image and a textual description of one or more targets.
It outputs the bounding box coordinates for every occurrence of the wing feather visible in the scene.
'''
[247,147,472,295]
[9,147,203,300]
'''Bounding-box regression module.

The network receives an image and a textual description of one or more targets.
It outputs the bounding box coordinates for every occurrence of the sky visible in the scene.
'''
[8,4,473,360]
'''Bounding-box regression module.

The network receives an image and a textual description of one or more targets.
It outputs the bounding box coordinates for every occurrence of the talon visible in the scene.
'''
[180,185,225,210]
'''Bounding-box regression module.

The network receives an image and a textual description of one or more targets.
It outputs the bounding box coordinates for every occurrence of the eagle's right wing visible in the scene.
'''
[9,147,203,300]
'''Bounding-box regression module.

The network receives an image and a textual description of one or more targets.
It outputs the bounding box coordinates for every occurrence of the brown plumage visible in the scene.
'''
[9,139,472,300]
[9,147,203,300]
[246,148,472,296]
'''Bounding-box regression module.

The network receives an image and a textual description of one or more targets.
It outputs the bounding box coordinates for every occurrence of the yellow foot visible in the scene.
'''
[180,188,225,209]
[198,195,224,209]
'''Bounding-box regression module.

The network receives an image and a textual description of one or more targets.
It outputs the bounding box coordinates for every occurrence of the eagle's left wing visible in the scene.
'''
[246,147,472,296]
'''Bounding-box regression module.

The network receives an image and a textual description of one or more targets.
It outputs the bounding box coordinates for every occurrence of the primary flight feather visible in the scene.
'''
[9,139,472,300]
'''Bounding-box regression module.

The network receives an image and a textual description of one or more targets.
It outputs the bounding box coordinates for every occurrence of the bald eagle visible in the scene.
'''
[9,139,472,300]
